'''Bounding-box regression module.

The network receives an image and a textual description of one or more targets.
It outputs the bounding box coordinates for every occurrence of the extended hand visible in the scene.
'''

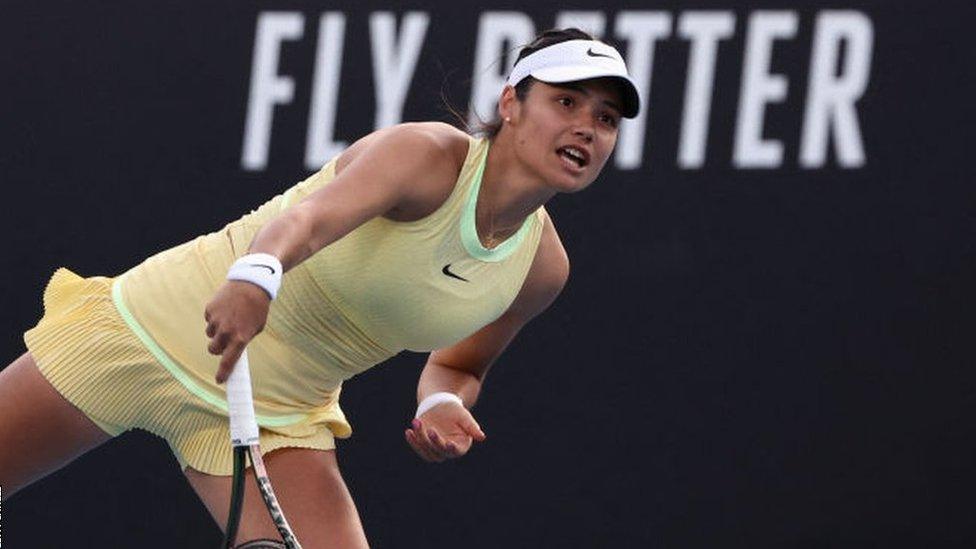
[405,402,487,463]
[204,280,271,383]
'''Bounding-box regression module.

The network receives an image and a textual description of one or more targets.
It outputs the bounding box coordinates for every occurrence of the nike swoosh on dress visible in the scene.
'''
[442,264,469,282]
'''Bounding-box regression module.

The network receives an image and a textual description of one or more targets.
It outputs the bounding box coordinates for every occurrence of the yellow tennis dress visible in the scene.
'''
[24,135,546,475]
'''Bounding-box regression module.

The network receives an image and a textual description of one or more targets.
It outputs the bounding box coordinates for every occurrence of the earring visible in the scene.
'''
[505,117,511,123]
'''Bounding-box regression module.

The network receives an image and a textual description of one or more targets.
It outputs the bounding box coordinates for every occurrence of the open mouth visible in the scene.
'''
[556,146,590,170]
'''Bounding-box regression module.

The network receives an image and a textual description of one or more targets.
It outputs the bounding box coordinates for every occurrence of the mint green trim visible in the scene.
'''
[111,276,308,427]
[280,188,296,211]
[460,145,534,262]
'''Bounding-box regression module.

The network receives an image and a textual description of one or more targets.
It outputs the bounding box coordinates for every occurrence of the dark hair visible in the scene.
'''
[443,28,596,139]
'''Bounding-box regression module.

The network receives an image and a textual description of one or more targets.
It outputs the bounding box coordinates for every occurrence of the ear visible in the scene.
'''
[497,85,520,125]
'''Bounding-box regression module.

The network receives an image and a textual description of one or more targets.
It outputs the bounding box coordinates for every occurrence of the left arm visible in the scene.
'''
[405,215,570,462]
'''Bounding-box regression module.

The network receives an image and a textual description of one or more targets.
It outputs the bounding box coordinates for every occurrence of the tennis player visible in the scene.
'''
[0,28,640,547]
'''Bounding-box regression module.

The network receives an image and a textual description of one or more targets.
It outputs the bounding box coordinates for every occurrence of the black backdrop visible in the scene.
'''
[3,1,975,547]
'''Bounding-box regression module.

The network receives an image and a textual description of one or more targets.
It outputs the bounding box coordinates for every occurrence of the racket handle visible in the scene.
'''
[226,350,260,447]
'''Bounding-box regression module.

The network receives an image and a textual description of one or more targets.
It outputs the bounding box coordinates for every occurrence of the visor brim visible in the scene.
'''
[530,65,641,119]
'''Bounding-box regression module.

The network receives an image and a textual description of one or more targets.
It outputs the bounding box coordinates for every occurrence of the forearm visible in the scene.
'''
[247,203,327,271]
[417,360,484,409]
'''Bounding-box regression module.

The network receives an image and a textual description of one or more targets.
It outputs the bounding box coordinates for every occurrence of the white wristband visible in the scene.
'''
[227,253,283,300]
[415,392,464,418]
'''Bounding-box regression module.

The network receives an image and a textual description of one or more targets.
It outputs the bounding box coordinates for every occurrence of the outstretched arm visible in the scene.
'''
[406,215,570,462]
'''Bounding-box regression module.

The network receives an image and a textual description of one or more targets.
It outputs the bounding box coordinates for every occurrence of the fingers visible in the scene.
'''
[207,329,229,355]
[405,419,440,462]
[206,329,236,384]
[207,325,255,384]
[404,419,465,463]
[410,422,455,462]
[204,281,272,383]
[430,429,462,457]
[405,428,441,462]
[215,340,246,384]
[463,419,487,442]
[205,313,254,384]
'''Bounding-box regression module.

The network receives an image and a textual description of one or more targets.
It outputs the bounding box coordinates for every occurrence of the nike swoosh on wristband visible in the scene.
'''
[442,264,469,282]
[249,263,277,275]
[586,47,615,60]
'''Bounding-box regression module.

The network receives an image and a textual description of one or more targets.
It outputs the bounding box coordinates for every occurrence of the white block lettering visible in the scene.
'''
[370,12,430,129]
[733,11,798,168]
[677,12,735,169]
[241,12,304,171]
[305,13,348,170]
[800,11,873,168]
[614,12,672,170]
[468,12,535,127]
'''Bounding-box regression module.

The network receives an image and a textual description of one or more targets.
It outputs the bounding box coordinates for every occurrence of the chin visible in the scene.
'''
[549,170,596,193]
[541,160,595,193]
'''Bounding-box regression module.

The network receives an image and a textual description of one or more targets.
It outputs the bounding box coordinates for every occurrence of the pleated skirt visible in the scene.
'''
[23,268,336,476]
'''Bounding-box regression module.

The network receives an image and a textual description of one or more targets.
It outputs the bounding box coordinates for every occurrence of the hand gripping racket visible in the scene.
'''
[222,350,303,549]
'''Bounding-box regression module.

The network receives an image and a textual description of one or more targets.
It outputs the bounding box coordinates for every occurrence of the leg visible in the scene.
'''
[0,352,113,499]
[186,447,370,549]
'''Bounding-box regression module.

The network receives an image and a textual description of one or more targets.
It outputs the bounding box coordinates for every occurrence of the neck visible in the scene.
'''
[476,130,555,243]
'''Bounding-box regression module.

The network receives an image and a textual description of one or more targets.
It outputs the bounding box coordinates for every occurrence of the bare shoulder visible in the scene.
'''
[406,121,471,159]
[336,122,472,221]
[337,122,468,175]
[509,211,570,320]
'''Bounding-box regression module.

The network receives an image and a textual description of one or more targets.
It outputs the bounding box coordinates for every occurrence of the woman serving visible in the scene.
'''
[0,28,640,547]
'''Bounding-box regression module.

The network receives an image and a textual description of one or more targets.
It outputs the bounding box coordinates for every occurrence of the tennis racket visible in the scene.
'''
[222,350,303,549]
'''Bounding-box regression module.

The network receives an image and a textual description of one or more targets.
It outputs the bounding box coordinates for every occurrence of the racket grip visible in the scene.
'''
[226,350,260,447]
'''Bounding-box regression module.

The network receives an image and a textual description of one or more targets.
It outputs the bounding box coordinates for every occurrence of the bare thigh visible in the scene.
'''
[0,352,113,499]
[186,447,370,549]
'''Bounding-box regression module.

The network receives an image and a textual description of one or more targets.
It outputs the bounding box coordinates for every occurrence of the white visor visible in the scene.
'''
[506,39,640,118]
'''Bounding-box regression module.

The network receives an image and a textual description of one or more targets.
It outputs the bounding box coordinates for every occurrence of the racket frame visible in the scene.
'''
[222,350,303,549]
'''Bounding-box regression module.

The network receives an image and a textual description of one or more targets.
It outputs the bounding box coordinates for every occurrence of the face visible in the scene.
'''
[499,77,624,192]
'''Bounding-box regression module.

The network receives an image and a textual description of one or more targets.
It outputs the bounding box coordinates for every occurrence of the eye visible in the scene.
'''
[599,113,619,128]
[557,96,574,108]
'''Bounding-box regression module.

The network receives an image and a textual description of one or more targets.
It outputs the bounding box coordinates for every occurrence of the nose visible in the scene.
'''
[573,120,595,143]
[572,106,596,142]
[573,127,593,143]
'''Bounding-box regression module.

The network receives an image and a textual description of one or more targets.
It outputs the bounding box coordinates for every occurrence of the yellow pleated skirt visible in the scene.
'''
[23,268,336,476]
